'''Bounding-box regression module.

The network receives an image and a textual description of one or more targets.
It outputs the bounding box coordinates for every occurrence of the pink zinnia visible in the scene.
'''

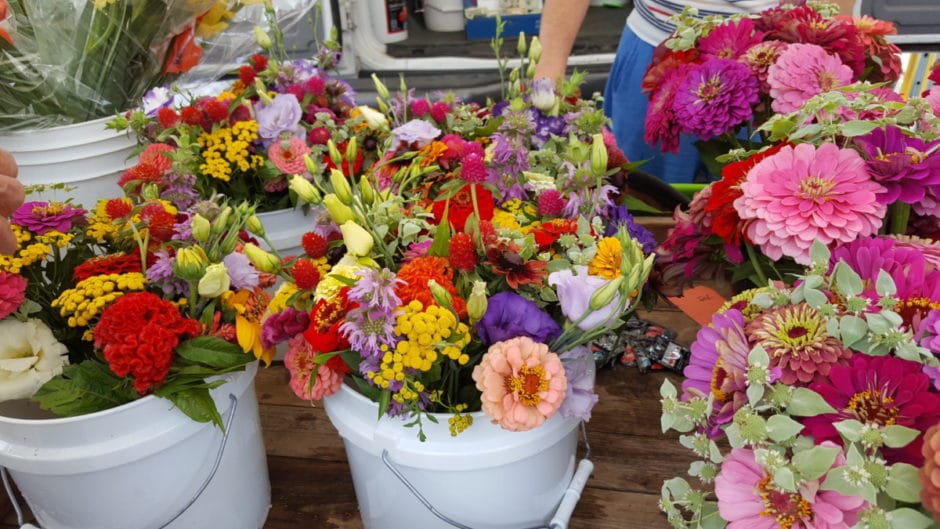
[284,334,344,400]
[767,43,853,114]
[740,40,787,93]
[734,143,886,265]
[698,18,764,60]
[267,137,310,175]
[0,271,27,320]
[472,336,567,432]
[644,65,691,154]
[715,445,866,529]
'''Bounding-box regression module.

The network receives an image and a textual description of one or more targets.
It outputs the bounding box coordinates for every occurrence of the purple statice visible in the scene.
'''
[262,308,310,349]
[140,85,178,118]
[390,119,441,151]
[224,252,260,290]
[160,172,199,210]
[340,268,402,374]
[697,18,764,60]
[254,93,303,146]
[854,125,940,205]
[12,201,86,235]
[532,114,566,149]
[672,58,759,140]
[605,205,658,254]
[558,346,599,421]
[476,291,561,346]
[146,249,188,297]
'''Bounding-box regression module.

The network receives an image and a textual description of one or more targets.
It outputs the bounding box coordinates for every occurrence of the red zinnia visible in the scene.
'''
[303,288,354,356]
[94,292,201,394]
[157,107,180,129]
[532,219,578,250]
[431,184,494,232]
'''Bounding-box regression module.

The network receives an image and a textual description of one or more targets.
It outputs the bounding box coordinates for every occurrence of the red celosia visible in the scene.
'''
[73,253,145,282]
[201,98,230,124]
[292,258,321,290]
[180,105,203,126]
[301,232,329,258]
[431,184,495,232]
[448,232,478,272]
[94,292,201,394]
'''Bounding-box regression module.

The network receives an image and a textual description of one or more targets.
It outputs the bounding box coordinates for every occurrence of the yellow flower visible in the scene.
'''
[198,121,262,181]
[339,221,374,257]
[588,237,623,280]
[195,1,236,39]
[223,289,275,365]
[314,255,364,302]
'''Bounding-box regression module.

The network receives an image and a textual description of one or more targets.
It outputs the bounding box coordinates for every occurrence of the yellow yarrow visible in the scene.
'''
[36,230,74,249]
[491,209,522,231]
[85,198,131,241]
[198,120,263,182]
[0,241,52,273]
[52,273,148,333]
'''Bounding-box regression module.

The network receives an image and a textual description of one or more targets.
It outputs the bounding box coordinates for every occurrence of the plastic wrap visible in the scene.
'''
[0,0,313,131]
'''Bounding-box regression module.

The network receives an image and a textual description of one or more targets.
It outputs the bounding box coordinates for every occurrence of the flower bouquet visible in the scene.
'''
[642,1,902,177]
[659,239,940,529]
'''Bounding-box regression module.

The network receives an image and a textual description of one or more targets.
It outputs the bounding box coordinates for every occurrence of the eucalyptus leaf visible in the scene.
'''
[867,313,891,334]
[833,419,865,442]
[883,425,920,449]
[875,269,897,297]
[834,262,864,297]
[809,241,831,264]
[838,315,868,348]
[748,344,770,366]
[747,383,765,407]
[660,380,678,399]
[803,288,828,309]
[772,467,797,492]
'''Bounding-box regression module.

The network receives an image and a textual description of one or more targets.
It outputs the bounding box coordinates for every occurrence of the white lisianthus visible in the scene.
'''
[0,318,69,402]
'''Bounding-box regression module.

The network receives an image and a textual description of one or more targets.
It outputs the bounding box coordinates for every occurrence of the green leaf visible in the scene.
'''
[821,467,864,497]
[662,477,690,500]
[748,344,770,366]
[788,387,838,416]
[747,383,764,407]
[660,380,678,399]
[809,241,831,264]
[867,313,891,334]
[875,269,897,297]
[833,419,865,442]
[883,425,921,449]
[792,445,840,481]
[803,288,828,308]
[834,262,864,297]
[838,315,868,348]
[767,415,804,443]
[698,502,725,529]
[33,361,138,417]
[887,508,933,529]
[165,387,223,428]
[885,463,922,503]
[175,336,253,369]
[427,211,452,258]
[377,388,391,419]
[840,120,880,137]
[773,467,797,492]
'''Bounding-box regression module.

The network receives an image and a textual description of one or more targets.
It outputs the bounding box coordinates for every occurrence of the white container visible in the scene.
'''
[324,381,584,529]
[256,206,317,259]
[424,0,466,31]
[0,116,137,210]
[366,0,410,44]
[0,361,270,529]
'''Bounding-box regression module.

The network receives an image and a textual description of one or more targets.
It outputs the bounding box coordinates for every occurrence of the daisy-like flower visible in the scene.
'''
[734,142,886,265]
[223,288,275,365]
[740,40,787,92]
[681,308,751,435]
[715,445,866,529]
[673,58,760,140]
[267,136,310,175]
[803,354,940,466]
[853,125,940,205]
[644,66,691,154]
[767,43,853,114]
[921,423,940,524]
[588,237,623,279]
[284,334,344,401]
[697,18,764,60]
[472,336,567,432]
[486,240,549,290]
[12,201,87,235]
[746,303,852,386]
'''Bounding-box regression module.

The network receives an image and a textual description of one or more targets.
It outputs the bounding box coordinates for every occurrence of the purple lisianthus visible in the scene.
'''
[476,291,561,347]
[532,114,566,149]
[223,252,260,290]
[140,85,178,118]
[558,346,599,421]
[529,77,557,112]
[547,265,622,331]
[12,201,86,235]
[854,125,940,205]
[146,249,188,297]
[919,309,940,354]
[255,93,303,146]
[262,308,310,349]
[672,58,759,140]
[390,119,441,150]
[605,205,657,255]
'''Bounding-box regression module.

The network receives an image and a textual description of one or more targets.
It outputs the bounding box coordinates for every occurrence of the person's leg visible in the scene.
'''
[604,28,708,184]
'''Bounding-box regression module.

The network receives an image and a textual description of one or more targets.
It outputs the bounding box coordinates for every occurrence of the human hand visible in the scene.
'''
[0,148,25,254]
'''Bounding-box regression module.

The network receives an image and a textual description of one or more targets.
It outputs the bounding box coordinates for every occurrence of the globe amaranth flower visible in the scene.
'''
[921,423,940,524]
[853,125,940,205]
[12,201,87,235]
[476,291,560,346]
[803,354,940,466]
[767,43,853,114]
[746,303,852,386]
[672,58,759,140]
[734,142,886,265]
[0,318,69,401]
[472,336,567,432]
[682,308,751,435]
[715,445,866,529]
[0,271,27,320]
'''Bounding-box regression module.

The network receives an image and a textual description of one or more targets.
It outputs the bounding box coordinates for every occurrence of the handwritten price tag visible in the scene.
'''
[666,285,728,326]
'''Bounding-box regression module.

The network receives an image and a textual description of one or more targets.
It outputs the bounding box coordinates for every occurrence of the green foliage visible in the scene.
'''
[33,361,138,417]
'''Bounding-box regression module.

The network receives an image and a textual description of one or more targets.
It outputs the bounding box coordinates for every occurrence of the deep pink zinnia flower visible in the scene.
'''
[740,40,787,93]
[734,142,886,265]
[0,271,27,320]
[698,18,764,60]
[11,201,87,235]
[644,66,691,154]
[716,445,866,529]
[854,125,940,205]
[803,354,940,466]
[673,58,759,140]
[767,43,853,114]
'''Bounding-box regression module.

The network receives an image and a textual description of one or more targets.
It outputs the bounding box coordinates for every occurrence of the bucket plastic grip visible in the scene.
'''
[379,421,594,529]
[0,393,239,529]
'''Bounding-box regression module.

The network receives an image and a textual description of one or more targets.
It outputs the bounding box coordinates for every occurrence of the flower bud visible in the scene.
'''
[190,214,211,243]
[327,139,343,168]
[173,246,209,281]
[253,26,272,50]
[528,37,542,65]
[289,175,322,204]
[467,281,488,322]
[253,77,273,105]
[516,33,527,57]
[591,133,608,175]
[197,263,231,298]
[219,227,241,256]
[530,77,556,113]
[329,168,354,205]
[322,193,355,224]
[303,153,320,175]
[339,221,374,257]
[211,206,232,236]
[371,73,391,101]
[589,276,623,312]
[355,105,389,130]
[359,177,375,204]
[427,279,454,312]
[243,243,281,274]
[141,183,161,201]
[245,214,265,237]
[345,136,359,170]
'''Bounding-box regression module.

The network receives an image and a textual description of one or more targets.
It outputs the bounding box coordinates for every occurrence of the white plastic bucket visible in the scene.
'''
[423,0,465,31]
[324,381,584,529]
[256,206,318,259]
[0,116,137,210]
[366,0,409,43]
[0,361,270,529]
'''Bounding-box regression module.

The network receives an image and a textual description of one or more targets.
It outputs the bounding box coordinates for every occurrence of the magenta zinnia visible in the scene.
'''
[745,303,852,386]
[853,125,940,205]
[802,354,940,466]
[767,43,853,114]
[697,18,764,60]
[672,58,759,140]
[734,142,886,265]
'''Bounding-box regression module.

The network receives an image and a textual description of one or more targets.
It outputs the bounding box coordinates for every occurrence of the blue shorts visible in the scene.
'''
[603,27,710,184]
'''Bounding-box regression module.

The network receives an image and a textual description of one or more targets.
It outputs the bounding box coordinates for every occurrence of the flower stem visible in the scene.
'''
[745,243,769,287]
[886,201,910,236]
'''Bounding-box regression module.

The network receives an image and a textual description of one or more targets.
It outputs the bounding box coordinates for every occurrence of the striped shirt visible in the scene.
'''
[627,0,781,46]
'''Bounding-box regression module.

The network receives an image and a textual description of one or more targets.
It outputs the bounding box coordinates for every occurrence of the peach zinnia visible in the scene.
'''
[472,336,567,432]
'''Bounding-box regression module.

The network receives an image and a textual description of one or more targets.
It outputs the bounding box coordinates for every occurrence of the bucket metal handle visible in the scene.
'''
[380,421,594,529]
[0,393,239,529]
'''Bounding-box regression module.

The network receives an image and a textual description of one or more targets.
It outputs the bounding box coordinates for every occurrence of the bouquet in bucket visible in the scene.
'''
[258,47,658,440]
[0,188,276,426]
[641,1,902,175]
[659,239,940,529]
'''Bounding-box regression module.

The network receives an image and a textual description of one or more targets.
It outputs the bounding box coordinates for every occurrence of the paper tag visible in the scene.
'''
[666,285,728,327]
